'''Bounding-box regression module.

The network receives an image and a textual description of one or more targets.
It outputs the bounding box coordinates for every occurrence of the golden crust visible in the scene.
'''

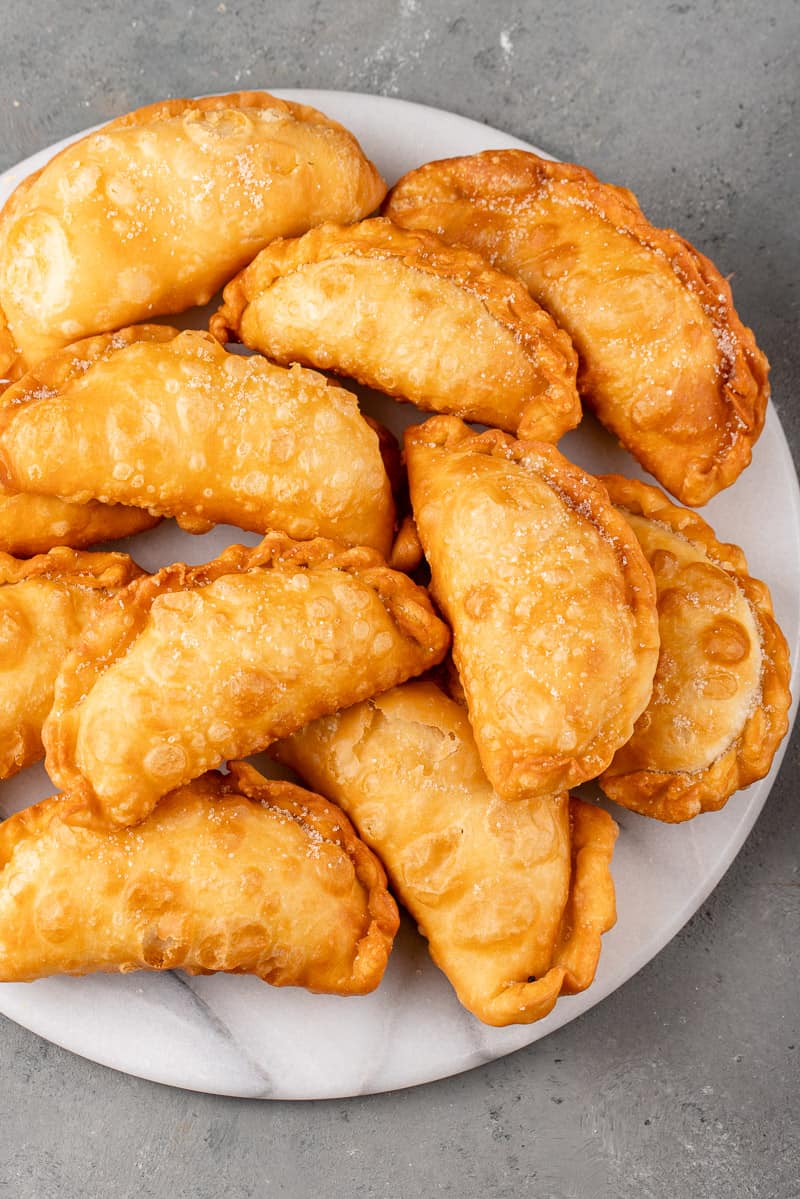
[406,416,659,801]
[43,532,450,827]
[0,762,398,993]
[386,150,769,506]
[0,485,159,556]
[211,217,580,442]
[0,547,143,779]
[599,474,791,821]
[0,91,386,377]
[273,681,618,1026]
[0,325,395,554]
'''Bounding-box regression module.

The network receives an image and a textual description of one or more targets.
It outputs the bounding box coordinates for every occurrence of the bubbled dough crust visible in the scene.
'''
[44,533,450,828]
[274,681,618,1027]
[0,547,143,779]
[386,151,769,507]
[0,90,387,377]
[0,484,159,556]
[599,475,791,821]
[0,762,399,994]
[406,417,660,801]
[0,325,395,554]
[211,217,580,443]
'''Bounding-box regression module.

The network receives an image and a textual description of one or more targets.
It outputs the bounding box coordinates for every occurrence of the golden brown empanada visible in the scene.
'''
[0,484,159,556]
[210,218,581,442]
[274,681,618,1026]
[0,91,386,379]
[0,547,143,779]
[405,417,659,801]
[0,325,395,553]
[386,151,769,506]
[599,475,791,821]
[0,762,399,993]
[44,534,450,827]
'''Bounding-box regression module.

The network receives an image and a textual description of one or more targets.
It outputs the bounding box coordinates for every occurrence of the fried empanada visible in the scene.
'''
[405,417,659,800]
[0,484,159,556]
[0,326,395,552]
[44,534,450,827]
[0,91,386,379]
[273,682,618,1026]
[210,218,580,442]
[0,762,399,993]
[598,475,791,821]
[0,547,143,779]
[386,151,769,506]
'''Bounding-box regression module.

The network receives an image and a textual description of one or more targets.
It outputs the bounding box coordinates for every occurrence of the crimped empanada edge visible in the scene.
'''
[598,473,792,821]
[0,544,144,590]
[226,762,399,993]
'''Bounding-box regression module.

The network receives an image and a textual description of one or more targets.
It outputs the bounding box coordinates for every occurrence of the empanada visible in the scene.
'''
[0,762,399,993]
[44,534,450,827]
[405,417,659,800]
[0,484,159,556]
[0,547,143,779]
[599,475,791,821]
[386,151,769,506]
[0,325,395,553]
[0,91,386,379]
[210,218,581,442]
[274,681,618,1026]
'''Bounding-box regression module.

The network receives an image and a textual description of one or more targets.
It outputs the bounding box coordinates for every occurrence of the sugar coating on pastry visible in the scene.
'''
[386,150,769,506]
[0,762,399,993]
[599,475,791,821]
[274,681,618,1026]
[211,217,580,442]
[0,547,143,780]
[0,91,386,377]
[0,325,395,553]
[0,483,159,556]
[406,416,660,800]
[44,534,450,827]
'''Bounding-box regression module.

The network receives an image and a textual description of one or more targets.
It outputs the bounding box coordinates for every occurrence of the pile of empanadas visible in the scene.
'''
[0,91,791,1029]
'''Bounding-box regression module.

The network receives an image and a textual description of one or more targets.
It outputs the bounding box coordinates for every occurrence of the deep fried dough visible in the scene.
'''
[599,475,791,821]
[44,534,450,827]
[0,484,159,556]
[0,91,386,378]
[274,681,618,1026]
[0,326,395,553]
[405,417,659,800]
[0,547,143,779]
[211,218,580,442]
[0,762,399,993]
[386,151,769,506]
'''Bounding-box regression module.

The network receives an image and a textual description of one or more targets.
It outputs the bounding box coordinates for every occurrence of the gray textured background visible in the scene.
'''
[0,2,798,1196]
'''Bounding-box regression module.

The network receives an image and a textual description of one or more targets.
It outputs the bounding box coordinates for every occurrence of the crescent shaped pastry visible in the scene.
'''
[0,762,399,993]
[405,417,660,800]
[386,151,769,506]
[210,218,581,442]
[274,681,618,1027]
[0,326,395,553]
[599,475,791,821]
[0,91,386,379]
[0,484,159,556]
[44,533,450,827]
[0,547,143,780]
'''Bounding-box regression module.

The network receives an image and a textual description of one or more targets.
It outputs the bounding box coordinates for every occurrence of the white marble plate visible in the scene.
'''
[0,92,797,1100]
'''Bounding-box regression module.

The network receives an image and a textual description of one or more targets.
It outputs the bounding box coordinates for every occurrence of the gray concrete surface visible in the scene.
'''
[0,1,798,1195]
